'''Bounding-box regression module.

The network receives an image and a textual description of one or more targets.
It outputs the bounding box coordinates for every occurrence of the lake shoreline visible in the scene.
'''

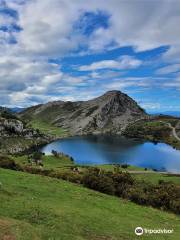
[41,135,180,174]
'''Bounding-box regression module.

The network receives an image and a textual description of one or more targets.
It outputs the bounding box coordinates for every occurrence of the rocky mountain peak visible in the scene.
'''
[101,90,124,97]
[20,90,147,135]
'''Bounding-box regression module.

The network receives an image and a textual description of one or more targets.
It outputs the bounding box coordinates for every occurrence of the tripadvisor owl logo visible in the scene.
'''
[135,227,144,236]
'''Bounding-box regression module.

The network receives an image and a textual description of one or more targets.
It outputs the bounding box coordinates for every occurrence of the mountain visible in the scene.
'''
[155,111,180,117]
[20,90,147,135]
[10,107,26,113]
[0,106,25,114]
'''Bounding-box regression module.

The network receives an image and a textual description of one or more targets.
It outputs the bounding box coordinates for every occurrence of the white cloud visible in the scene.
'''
[8,0,84,58]
[0,55,64,105]
[79,56,142,71]
[103,77,151,91]
[162,77,180,89]
[140,102,161,110]
[90,70,123,79]
[0,56,61,89]
[156,64,180,75]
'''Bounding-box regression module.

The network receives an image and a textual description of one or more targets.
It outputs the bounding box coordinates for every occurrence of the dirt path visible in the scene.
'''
[166,122,180,141]
[128,170,180,175]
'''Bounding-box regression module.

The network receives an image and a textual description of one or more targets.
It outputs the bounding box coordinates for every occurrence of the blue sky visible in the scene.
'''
[0,0,180,112]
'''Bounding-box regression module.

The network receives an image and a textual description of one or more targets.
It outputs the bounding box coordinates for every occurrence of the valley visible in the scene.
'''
[0,90,180,240]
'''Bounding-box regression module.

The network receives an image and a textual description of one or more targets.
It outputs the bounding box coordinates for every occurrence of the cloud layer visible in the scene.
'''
[0,0,180,110]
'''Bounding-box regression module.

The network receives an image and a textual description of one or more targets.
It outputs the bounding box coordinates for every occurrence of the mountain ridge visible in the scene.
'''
[19,90,148,135]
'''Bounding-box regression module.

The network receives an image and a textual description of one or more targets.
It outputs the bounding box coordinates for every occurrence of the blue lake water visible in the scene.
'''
[41,135,180,173]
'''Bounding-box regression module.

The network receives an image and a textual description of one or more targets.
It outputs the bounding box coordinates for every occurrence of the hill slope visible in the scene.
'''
[20,90,147,135]
[0,110,50,154]
[0,168,179,240]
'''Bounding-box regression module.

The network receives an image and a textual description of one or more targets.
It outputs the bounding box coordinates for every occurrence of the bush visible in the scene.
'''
[158,179,165,185]
[127,186,148,205]
[113,172,134,185]
[170,200,180,214]
[82,169,180,214]
[121,164,129,169]
[32,151,43,160]
[83,169,115,195]
[0,155,22,170]
[51,150,59,157]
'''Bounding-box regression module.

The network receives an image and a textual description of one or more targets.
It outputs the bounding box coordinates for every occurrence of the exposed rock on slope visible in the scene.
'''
[20,90,148,135]
[0,111,50,154]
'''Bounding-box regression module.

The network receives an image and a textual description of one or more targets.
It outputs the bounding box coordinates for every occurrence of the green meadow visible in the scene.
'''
[0,168,180,240]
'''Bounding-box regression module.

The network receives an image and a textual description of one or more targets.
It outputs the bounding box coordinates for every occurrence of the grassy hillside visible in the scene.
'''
[19,104,70,138]
[29,119,69,137]
[0,168,180,240]
[12,154,180,185]
[124,116,180,149]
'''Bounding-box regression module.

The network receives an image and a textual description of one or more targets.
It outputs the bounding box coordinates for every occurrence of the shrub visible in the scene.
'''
[158,179,165,185]
[51,150,59,157]
[121,164,129,169]
[32,151,43,160]
[83,169,115,195]
[127,186,148,205]
[113,172,134,185]
[0,155,22,170]
[170,200,180,214]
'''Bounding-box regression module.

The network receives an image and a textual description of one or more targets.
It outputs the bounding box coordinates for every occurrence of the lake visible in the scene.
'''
[41,135,180,173]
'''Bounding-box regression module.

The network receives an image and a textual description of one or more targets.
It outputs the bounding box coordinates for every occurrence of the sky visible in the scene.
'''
[0,0,180,112]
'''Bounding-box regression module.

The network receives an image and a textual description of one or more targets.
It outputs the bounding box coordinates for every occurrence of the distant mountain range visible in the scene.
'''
[148,111,180,117]
[10,107,26,113]
[0,106,25,113]
[161,111,180,117]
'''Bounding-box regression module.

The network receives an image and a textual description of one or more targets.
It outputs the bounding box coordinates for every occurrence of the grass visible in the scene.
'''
[124,117,180,149]
[0,217,40,240]
[13,154,74,172]
[95,164,180,184]
[29,119,68,137]
[133,172,180,185]
[0,168,180,240]
[96,164,144,171]
[12,155,180,185]
[145,121,166,127]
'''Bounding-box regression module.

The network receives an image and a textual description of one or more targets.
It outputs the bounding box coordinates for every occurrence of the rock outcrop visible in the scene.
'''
[0,112,50,154]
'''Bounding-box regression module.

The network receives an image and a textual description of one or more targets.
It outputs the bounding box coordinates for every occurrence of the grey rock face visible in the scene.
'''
[4,119,24,133]
[0,118,21,137]
[0,115,50,154]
